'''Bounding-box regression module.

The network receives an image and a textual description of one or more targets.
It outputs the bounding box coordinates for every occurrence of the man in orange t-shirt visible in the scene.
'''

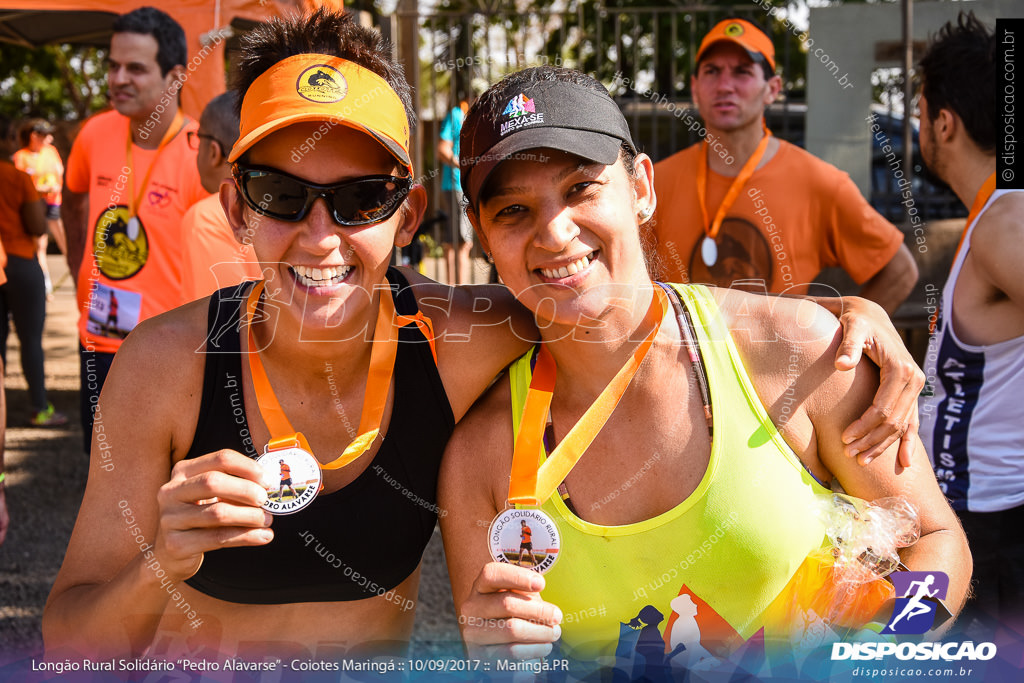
[651,19,918,313]
[63,7,207,452]
[181,92,261,303]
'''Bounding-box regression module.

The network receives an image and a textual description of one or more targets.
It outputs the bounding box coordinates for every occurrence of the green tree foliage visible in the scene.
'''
[0,43,107,121]
[422,1,813,103]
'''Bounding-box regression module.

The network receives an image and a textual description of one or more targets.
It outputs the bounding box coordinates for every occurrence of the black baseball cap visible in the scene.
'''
[460,76,636,209]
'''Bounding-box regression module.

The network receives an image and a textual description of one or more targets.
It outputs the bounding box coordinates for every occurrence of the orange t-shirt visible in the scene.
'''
[13,144,64,206]
[651,139,903,294]
[180,194,262,304]
[0,160,42,260]
[0,239,7,286]
[66,109,208,353]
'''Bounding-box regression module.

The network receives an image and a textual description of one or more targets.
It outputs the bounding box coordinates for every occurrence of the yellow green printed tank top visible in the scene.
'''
[508,284,833,669]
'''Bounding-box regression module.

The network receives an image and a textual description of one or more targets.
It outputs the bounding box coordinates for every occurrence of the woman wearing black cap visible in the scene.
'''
[439,66,970,672]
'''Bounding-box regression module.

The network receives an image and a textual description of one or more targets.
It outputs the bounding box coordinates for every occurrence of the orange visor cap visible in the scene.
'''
[230,53,411,171]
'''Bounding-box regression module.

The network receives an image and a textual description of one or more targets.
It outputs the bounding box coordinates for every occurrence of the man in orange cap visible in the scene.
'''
[651,18,918,315]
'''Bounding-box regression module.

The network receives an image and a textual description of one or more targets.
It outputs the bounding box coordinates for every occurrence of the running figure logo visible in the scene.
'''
[882,571,949,634]
[503,94,535,118]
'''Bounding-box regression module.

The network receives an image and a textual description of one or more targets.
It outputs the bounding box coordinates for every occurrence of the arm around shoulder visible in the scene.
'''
[722,292,970,617]
[399,267,536,420]
[776,303,970,617]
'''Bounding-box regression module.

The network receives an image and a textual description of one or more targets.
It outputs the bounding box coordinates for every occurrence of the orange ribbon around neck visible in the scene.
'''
[507,287,668,506]
[244,278,435,469]
[125,109,186,219]
[951,171,997,268]
[929,171,997,335]
[695,127,773,244]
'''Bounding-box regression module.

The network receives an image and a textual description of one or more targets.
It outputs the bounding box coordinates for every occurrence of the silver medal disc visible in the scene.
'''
[487,507,561,574]
[126,216,141,241]
[256,446,322,515]
[701,236,718,267]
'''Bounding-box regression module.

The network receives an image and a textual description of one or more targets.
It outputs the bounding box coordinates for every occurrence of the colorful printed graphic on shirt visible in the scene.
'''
[611,589,757,679]
[93,205,148,280]
[688,217,775,291]
[86,283,141,340]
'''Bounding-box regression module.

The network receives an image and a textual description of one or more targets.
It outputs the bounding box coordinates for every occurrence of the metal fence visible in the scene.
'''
[397,1,963,287]
[414,3,803,165]
[398,3,805,271]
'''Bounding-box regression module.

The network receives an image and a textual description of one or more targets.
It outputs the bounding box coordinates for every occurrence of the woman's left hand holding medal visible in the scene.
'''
[155,449,275,582]
[459,561,563,660]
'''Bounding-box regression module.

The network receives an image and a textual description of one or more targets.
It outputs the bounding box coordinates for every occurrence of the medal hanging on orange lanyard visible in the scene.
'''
[487,287,668,573]
[695,128,772,267]
[124,110,185,240]
[244,279,404,514]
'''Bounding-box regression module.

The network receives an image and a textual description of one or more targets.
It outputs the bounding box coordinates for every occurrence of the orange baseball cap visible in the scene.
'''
[696,19,776,72]
[230,53,411,170]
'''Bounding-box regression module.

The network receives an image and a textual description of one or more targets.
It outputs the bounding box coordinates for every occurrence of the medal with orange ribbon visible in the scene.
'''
[244,279,432,514]
[487,287,668,572]
[695,128,772,268]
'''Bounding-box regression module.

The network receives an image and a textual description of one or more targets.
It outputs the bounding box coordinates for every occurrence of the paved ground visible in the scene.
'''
[0,256,462,664]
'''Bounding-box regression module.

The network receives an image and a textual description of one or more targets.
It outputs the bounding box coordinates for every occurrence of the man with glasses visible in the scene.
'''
[63,6,207,452]
[180,92,260,302]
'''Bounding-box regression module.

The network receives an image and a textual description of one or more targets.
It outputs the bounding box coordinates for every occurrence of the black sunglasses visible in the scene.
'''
[232,165,412,227]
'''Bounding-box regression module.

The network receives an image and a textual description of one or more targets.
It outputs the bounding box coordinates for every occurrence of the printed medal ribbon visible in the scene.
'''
[695,126,773,261]
[125,109,186,220]
[245,279,432,468]
[507,287,668,506]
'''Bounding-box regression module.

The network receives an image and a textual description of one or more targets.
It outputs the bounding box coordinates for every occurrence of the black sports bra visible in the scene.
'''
[183,268,454,604]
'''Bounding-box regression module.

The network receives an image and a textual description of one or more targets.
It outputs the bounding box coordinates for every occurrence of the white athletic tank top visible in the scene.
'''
[919,189,1024,513]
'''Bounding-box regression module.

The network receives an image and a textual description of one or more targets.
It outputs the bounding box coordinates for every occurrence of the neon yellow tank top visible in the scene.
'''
[508,284,831,665]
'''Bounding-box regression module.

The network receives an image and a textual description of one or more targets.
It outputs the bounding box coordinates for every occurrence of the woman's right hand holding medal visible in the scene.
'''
[460,561,563,660]
[154,449,275,581]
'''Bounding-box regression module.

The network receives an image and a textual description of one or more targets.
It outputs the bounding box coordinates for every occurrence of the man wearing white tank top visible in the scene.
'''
[917,12,1024,627]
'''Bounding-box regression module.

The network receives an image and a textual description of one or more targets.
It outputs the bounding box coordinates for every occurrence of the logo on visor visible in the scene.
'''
[296,64,348,103]
[725,22,745,37]
[503,94,536,118]
[499,94,544,136]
